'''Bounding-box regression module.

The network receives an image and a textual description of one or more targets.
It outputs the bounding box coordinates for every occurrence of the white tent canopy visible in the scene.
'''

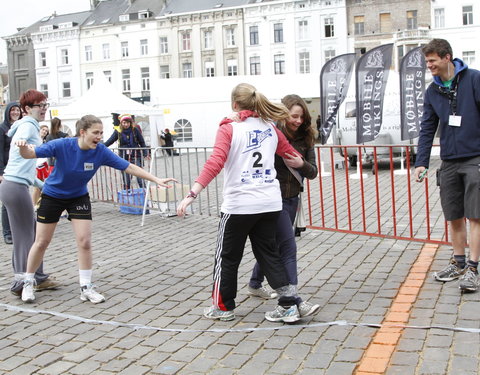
[49,77,165,147]
[51,76,163,118]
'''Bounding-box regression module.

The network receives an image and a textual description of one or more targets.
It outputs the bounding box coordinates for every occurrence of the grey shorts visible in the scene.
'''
[438,156,480,221]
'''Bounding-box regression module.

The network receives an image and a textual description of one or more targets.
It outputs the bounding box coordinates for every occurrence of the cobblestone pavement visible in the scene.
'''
[0,202,478,374]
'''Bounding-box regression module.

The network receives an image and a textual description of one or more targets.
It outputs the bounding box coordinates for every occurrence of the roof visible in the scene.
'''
[8,11,92,37]
[82,0,130,27]
[159,0,250,15]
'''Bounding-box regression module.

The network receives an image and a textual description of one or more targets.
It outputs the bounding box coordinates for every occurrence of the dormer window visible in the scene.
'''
[138,11,151,19]
[119,14,129,22]
[58,22,73,29]
[39,25,55,32]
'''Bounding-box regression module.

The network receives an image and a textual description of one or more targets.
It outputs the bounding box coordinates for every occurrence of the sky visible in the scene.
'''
[0,0,91,64]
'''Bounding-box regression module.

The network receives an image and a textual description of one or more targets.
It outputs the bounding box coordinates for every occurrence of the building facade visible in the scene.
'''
[429,0,479,69]
[346,0,431,69]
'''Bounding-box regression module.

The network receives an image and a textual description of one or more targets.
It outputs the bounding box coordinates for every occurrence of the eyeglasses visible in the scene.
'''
[31,103,50,109]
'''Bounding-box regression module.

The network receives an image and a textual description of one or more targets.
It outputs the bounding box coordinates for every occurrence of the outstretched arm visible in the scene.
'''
[176,182,204,217]
[15,140,37,159]
[124,163,176,187]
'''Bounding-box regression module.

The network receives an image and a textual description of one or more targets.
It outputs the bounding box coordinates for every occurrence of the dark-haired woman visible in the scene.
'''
[247,94,320,318]
[0,102,22,244]
[18,114,176,304]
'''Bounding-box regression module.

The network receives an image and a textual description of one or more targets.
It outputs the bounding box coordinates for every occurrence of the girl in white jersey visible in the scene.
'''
[177,83,303,323]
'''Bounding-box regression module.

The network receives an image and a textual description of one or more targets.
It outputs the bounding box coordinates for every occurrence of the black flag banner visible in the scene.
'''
[355,44,393,144]
[319,53,356,145]
[399,46,426,140]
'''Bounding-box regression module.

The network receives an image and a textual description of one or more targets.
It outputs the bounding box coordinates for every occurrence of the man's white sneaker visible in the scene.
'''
[247,285,278,299]
[22,279,36,303]
[265,305,300,323]
[80,284,105,304]
[298,301,320,317]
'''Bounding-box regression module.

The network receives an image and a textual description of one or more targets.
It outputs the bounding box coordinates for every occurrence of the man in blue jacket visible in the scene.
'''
[414,39,480,292]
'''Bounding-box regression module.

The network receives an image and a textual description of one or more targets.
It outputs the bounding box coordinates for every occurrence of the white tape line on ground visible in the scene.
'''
[1,303,480,334]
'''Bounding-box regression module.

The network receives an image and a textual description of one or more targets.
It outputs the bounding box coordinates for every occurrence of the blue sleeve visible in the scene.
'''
[103,130,119,147]
[136,128,148,157]
[99,144,130,170]
[35,140,56,159]
[414,89,439,168]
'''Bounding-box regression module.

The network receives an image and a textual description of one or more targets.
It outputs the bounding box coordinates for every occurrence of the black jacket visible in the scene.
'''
[0,102,21,175]
[104,126,148,160]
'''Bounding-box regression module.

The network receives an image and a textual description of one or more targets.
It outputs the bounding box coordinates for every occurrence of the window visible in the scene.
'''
[298,20,308,40]
[39,51,47,67]
[86,72,94,89]
[274,54,285,74]
[463,51,475,66]
[250,26,259,45]
[160,65,170,79]
[140,39,148,56]
[103,70,112,83]
[182,62,192,78]
[205,61,215,77]
[274,23,283,43]
[204,30,213,49]
[17,53,26,68]
[40,83,48,97]
[121,41,129,57]
[227,59,238,76]
[160,37,168,54]
[407,10,417,30]
[62,82,71,97]
[380,13,391,33]
[226,27,235,47]
[299,52,310,74]
[85,45,92,61]
[119,14,129,22]
[102,43,110,59]
[463,6,473,25]
[182,32,191,51]
[324,18,334,38]
[250,56,261,75]
[61,49,69,65]
[325,49,335,62]
[122,69,131,92]
[174,118,193,142]
[354,16,365,35]
[434,8,445,28]
[138,11,150,19]
[141,67,150,91]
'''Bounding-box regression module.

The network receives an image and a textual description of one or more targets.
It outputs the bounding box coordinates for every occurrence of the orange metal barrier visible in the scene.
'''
[308,144,449,245]
[89,145,449,245]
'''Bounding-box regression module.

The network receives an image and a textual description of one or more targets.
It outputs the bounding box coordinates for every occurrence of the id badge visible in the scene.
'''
[84,162,94,171]
[449,115,462,127]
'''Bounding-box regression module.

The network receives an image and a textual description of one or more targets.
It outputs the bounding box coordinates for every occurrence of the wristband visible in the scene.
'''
[186,190,197,199]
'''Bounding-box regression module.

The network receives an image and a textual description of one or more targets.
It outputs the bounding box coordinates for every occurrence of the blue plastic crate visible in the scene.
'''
[117,188,149,215]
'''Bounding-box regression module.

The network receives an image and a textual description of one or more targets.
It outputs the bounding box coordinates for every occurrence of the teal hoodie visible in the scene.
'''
[4,116,43,188]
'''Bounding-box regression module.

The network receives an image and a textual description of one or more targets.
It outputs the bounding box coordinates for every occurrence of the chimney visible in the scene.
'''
[90,0,100,10]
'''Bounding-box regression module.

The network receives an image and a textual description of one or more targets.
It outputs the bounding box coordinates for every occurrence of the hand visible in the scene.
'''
[226,112,240,122]
[414,167,427,182]
[153,177,177,188]
[177,197,194,217]
[283,152,304,169]
[15,139,29,147]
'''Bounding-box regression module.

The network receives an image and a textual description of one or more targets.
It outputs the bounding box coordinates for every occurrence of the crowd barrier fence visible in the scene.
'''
[89,144,450,245]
